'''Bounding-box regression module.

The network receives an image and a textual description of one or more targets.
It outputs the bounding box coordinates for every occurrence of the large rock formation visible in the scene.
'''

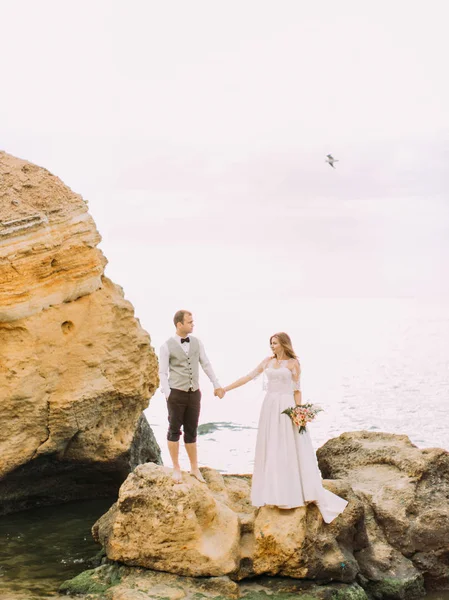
[92,463,363,584]
[317,431,449,595]
[86,433,449,599]
[0,151,161,514]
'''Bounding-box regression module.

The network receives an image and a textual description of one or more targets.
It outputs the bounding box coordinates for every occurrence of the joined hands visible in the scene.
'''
[214,387,226,399]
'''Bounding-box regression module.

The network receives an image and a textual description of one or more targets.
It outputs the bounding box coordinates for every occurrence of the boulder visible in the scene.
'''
[93,465,242,577]
[0,152,161,513]
[318,431,448,593]
[93,463,358,582]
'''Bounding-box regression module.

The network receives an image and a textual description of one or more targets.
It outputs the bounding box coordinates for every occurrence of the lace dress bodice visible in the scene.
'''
[265,365,298,393]
[248,357,301,394]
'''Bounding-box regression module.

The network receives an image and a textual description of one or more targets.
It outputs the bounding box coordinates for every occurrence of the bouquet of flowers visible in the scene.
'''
[281,403,323,433]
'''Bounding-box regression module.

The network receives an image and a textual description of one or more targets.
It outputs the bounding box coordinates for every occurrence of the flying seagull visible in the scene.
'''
[326,154,339,169]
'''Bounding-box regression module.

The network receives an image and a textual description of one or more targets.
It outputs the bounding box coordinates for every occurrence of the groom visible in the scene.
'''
[159,310,225,483]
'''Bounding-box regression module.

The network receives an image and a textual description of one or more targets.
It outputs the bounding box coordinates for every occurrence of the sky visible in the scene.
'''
[1,0,449,329]
[2,1,448,180]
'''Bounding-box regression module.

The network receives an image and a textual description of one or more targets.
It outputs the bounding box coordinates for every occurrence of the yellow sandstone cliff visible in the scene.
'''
[0,151,160,514]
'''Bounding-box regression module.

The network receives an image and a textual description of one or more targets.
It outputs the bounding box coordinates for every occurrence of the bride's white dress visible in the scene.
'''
[250,358,348,523]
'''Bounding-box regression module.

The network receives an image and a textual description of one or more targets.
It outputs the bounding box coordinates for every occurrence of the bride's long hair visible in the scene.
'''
[270,332,297,360]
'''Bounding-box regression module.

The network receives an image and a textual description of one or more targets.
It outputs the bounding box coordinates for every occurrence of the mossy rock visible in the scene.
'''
[59,563,124,596]
[239,581,368,600]
[329,583,369,599]
[240,591,317,600]
[60,566,370,600]
[87,547,108,568]
[197,422,254,435]
[59,568,110,595]
[363,574,425,599]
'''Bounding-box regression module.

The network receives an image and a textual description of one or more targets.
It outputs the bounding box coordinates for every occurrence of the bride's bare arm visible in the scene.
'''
[223,357,270,393]
[223,374,253,392]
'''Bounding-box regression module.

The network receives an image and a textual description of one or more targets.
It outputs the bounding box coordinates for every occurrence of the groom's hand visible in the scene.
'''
[214,388,225,399]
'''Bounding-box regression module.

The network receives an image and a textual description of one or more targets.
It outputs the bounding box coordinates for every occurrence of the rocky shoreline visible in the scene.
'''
[60,432,449,600]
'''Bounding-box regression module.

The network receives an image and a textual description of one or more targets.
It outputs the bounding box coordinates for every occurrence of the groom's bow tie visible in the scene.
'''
[181,337,190,344]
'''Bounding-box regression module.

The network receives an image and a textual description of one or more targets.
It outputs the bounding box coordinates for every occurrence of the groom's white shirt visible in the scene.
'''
[159,334,221,398]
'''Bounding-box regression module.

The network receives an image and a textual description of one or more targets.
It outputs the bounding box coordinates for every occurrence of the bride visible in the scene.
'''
[222,332,347,523]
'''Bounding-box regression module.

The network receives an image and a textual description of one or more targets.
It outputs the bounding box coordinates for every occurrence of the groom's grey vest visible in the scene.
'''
[167,337,200,392]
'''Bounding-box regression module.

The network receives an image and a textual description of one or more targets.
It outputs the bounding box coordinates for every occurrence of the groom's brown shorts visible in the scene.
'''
[166,388,201,444]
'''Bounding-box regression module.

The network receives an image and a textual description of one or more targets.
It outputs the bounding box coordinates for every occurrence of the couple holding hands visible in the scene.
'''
[158,309,347,523]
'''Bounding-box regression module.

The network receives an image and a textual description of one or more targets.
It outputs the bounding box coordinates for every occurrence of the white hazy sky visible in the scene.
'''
[1,1,449,320]
[2,1,448,182]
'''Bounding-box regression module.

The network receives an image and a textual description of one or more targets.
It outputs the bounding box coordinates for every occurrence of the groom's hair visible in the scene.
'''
[173,310,192,326]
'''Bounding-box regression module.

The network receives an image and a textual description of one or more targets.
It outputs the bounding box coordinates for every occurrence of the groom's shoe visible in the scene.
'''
[172,468,183,483]
[190,469,206,484]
